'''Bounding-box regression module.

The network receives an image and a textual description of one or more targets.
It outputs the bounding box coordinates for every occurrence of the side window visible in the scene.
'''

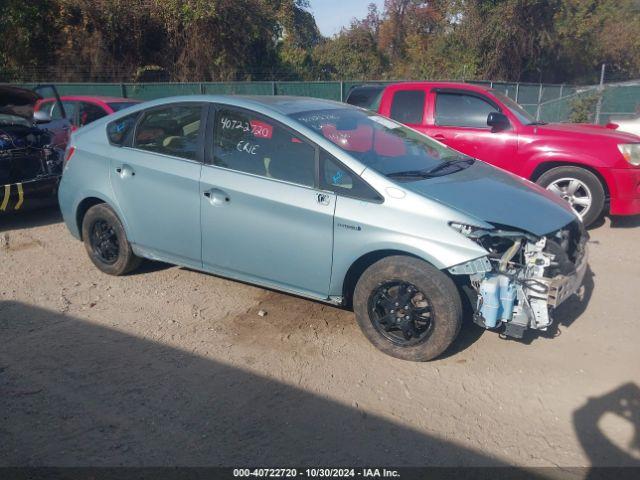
[38,100,54,116]
[390,90,426,124]
[107,113,139,146]
[52,101,76,121]
[435,92,498,128]
[320,150,382,202]
[133,104,202,160]
[213,107,316,188]
[79,102,107,126]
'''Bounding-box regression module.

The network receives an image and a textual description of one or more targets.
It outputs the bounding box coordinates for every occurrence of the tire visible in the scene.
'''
[536,166,605,227]
[81,203,142,276]
[353,256,462,362]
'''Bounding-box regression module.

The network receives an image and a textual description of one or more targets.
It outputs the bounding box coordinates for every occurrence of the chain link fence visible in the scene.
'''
[9,79,640,124]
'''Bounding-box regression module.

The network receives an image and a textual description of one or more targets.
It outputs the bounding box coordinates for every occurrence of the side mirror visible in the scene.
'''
[487,112,510,131]
[33,110,52,124]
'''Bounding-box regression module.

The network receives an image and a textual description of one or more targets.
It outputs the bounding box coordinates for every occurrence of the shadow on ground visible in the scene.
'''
[0,301,523,468]
[574,383,640,478]
[0,207,62,232]
[609,215,640,229]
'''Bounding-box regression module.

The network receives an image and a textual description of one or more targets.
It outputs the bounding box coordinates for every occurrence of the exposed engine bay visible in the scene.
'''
[0,85,69,212]
[0,123,63,186]
[449,220,588,338]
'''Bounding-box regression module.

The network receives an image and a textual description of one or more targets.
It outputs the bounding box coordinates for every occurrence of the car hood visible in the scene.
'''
[402,160,577,236]
[534,122,640,142]
[0,86,40,120]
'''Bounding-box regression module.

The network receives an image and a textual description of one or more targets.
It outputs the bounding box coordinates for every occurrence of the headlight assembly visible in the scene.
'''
[448,222,488,237]
[617,143,640,166]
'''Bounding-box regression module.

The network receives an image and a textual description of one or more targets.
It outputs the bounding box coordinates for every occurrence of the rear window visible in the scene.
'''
[346,86,385,110]
[390,90,425,125]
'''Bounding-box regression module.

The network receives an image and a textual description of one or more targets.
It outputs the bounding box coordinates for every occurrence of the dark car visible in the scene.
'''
[0,85,71,213]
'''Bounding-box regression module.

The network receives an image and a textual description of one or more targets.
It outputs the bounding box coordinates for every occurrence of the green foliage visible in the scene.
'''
[2,0,640,83]
[568,91,601,123]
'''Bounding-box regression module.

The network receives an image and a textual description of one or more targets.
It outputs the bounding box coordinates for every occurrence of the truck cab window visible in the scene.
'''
[435,92,498,128]
[390,90,425,125]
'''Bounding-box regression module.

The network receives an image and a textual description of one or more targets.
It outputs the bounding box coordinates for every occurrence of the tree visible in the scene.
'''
[0,0,59,81]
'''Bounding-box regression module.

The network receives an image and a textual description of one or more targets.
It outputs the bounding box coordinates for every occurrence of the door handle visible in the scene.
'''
[116,165,135,177]
[433,134,446,141]
[316,192,331,206]
[204,188,230,206]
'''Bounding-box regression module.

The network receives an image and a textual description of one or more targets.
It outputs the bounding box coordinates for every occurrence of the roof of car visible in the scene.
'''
[112,94,349,117]
[57,95,140,103]
[349,81,492,92]
[232,95,347,114]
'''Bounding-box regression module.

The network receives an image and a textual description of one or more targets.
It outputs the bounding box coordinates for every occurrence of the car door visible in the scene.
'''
[200,104,335,299]
[422,89,518,171]
[109,102,205,268]
[78,101,107,127]
[33,85,74,147]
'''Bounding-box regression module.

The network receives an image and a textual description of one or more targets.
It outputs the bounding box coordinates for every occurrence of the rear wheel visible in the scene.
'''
[82,203,141,275]
[536,166,605,227]
[353,256,462,362]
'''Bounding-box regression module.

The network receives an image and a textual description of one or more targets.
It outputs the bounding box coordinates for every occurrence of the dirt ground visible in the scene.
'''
[1,208,639,471]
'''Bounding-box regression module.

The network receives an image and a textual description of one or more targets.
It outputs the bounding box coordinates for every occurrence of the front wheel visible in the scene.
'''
[536,166,605,227]
[82,203,142,275]
[353,256,462,362]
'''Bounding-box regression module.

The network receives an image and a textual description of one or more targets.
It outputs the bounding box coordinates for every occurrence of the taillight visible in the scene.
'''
[63,146,76,168]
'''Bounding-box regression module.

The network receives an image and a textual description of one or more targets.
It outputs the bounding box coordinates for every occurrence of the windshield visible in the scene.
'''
[0,114,31,127]
[491,91,537,125]
[291,108,471,179]
[108,102,140,112]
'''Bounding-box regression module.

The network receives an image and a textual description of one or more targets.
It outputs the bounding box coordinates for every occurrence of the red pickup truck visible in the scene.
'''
[346,82,640,226]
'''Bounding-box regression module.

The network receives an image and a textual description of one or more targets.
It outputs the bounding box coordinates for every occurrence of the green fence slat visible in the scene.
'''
[516,85,542,105]
[9,80,636,124]
[601,86,640,113]
[202,82,273,95]
[123,83,202,100]
[275,81,342,101]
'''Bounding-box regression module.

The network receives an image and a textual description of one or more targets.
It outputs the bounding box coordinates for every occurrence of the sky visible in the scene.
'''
[308,0,385,36]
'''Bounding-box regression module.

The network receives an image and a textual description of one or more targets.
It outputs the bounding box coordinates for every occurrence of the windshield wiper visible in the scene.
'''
[422,157,475,176]
[387,158,475,180]
[528,121,547,125]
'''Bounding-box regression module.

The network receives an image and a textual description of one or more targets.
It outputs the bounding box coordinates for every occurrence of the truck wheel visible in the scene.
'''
[353,256,462,362]
[536,166,605,227]
[81,203,141,276]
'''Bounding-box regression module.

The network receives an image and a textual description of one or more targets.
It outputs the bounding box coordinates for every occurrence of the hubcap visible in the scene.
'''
[90,220,119,265]
[546,177,592,218]
[368,281,434,347]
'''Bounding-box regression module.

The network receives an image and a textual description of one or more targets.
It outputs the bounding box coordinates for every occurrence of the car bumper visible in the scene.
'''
[0,176,59,214]
[547,245,589,308]
[608,168,640,215]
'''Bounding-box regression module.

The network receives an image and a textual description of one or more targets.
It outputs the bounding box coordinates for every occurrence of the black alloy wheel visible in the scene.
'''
[368,281,434,346]
[89,219,120,265]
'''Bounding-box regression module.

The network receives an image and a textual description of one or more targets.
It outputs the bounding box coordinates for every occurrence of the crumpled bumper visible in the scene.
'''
[546,244,589,308]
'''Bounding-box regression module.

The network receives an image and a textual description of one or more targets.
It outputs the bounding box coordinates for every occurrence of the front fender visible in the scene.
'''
[328,235,487,298]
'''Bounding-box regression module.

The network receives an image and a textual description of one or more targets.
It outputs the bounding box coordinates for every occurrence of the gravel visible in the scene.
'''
[1,208,639,468]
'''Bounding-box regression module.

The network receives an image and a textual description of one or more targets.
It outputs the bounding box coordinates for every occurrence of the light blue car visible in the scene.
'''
[58,96,588,361]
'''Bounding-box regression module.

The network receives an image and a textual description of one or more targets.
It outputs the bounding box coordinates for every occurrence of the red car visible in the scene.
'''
[347,82,640,226]
[35,95,141,130]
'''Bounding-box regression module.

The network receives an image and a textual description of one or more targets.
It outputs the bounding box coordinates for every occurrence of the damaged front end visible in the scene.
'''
[448,221,588,338]
[0,85,68,212]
